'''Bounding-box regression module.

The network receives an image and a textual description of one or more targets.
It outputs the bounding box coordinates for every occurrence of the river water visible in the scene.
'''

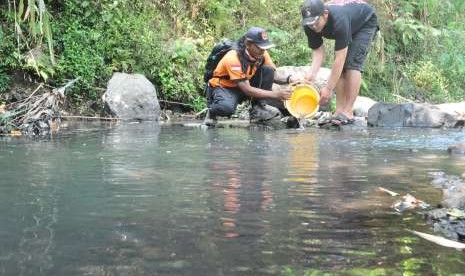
[0,122,464,275]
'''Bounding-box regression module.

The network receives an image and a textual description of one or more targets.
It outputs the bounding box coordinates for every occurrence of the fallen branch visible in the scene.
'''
[378,187,399,197]
[44,82,105,93]
[4,83,44,110]
[159,99,195,108]
[60,115,120,121]
[1,78,80,134]
[407,229,465,251]
[195,107,208,117]
[23,83,44,102]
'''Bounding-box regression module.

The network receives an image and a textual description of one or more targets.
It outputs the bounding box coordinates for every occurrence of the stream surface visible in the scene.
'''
[1,121,464,275]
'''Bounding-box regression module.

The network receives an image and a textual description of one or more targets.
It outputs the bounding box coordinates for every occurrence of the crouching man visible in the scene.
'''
[204,27,292,126]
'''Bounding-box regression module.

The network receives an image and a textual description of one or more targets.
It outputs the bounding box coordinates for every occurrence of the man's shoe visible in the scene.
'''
[203,109,217,126]
[250,104,281,122]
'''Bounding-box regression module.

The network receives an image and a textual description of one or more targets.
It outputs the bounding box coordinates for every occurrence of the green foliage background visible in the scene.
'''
[0,0,464,111]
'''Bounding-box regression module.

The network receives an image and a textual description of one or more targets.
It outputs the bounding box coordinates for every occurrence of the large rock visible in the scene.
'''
[274,66,331,88]
[436,102,465,117]
[103,73,160,121]
[353,96,377,117]
[436,102,465,128]
[367,103,458,128]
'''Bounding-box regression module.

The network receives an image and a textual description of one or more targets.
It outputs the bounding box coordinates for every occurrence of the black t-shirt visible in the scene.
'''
[304,0,376,51]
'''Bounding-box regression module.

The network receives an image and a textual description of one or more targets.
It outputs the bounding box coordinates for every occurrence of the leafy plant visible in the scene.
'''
[15,0,55,65]
[153,38,206,111]
[406,60,449,103]
[23,47,55,81]
[2,0,465,111]
[0,21,16,93]
[0,70,12,93]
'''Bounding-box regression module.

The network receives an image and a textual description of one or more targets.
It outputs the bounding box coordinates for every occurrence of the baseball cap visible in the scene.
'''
[301,0,325,26]
[245,27,275,50]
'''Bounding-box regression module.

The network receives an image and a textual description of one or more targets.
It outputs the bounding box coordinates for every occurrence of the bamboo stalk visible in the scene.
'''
[159,99,195,108]
[60,115,121,121]
[195,107,208,117]
[407,229,465,250]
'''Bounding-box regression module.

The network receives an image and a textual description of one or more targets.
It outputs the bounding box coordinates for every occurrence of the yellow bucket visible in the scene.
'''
[284,84,320,119]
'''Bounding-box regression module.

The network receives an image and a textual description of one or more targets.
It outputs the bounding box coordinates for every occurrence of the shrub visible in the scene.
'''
[406,60,449,103]
[2,0,465,110]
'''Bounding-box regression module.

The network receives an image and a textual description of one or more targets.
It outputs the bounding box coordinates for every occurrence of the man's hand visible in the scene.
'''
[304,72,316,84]
[276,88,292,101]
[288,75,303,84]
[289,77,312,87]
[319,86,331,105]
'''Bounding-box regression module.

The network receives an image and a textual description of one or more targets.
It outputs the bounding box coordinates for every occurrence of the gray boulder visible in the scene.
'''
[367,103,458,128]
[436,102,465,128]
[103,73,160,121]
[353,96,377,117]
[436,102,465,118]
[274,66,331,88]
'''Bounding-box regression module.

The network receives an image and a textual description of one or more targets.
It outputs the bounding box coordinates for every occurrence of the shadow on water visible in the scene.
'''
[1,123,465,275]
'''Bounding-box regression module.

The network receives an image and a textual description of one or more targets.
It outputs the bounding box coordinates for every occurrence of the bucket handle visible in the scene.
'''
[289,79,315,89]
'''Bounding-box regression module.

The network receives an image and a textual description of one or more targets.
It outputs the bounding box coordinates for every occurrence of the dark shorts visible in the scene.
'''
[344,15,379,72]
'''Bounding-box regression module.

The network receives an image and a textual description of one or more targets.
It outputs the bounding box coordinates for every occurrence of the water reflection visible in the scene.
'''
[286,132,319,194]
[282,131,375,268]
[205,130,276,240]
[1,125,465,275]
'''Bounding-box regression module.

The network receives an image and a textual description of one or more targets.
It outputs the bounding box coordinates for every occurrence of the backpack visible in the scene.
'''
[203,39,238,83]
[202,39,264,96]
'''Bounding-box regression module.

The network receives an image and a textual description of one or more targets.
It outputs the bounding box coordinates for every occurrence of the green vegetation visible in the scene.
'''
[0,0,464,112]
[282,266,393,276]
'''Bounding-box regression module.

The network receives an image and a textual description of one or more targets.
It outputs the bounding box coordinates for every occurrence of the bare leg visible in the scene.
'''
[334,72,346,116]
[342,69,361,119]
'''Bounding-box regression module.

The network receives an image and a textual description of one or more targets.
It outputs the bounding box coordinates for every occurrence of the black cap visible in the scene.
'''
[245,27,275,50]
[301,0,325,26]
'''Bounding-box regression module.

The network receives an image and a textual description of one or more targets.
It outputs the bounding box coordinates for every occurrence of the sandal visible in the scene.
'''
[317,117,333,127]
[330,113,355,126]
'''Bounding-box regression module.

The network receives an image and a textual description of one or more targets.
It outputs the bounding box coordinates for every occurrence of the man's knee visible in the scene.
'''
[209,88,238,116]
[211,104,236,117]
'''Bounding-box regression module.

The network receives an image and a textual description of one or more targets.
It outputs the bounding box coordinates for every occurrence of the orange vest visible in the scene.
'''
[208,50,275,88]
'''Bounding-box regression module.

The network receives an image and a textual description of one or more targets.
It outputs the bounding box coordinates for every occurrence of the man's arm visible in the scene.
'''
[237,81,291,101]
[319,46,348,105]
[305,45,325,82]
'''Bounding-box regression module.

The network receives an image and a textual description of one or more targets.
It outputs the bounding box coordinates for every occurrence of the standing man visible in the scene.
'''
[204,27,292,126]
[301,0,379,125]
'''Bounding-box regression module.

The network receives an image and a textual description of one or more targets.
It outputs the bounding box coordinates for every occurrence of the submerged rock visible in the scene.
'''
[425,172,465,242]
[428,212,465,242]
[428,172,465,209]
[447,142,465,155]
